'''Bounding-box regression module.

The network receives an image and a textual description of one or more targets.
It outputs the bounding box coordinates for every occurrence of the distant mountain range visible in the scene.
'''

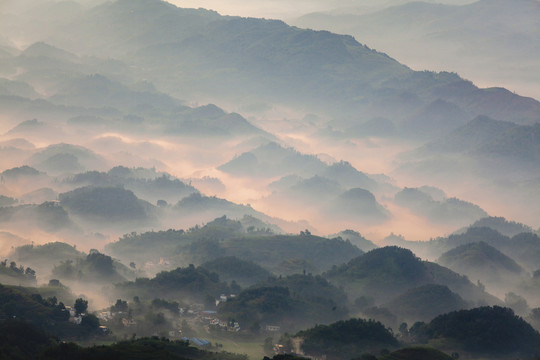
[292,0,540,101]
[3,0,538,127]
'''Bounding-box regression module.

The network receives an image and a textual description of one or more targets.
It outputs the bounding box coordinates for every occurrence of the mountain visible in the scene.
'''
[292,0,540,102]
[12,0,535,127]
[317,161,378,191]
[66,167,199,205]
[385,284,468,323]
[394,187,488,226]
[115,264,230,301]
[0,42,272,142]
[330,188,390,223]
[412,306,540,358]
[325,246,498,305]
[464,216,534,237]
[29,143,108,174]
[59,186,155,224]
[0,202,75,234]
[400,99,471,139]
[11,242,85,277]
[421,115,519,154]
[296,318,399,360]
[219,274,349,331]
[417,115,540,167]
[438,241,524,291]
[200,256,271,287]
[106,215,360,275]
[218,142,327,177]
[331,229,378,252]
[191,233,363,275]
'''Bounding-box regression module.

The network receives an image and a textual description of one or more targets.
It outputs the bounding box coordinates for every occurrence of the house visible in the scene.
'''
[265,325,280,332]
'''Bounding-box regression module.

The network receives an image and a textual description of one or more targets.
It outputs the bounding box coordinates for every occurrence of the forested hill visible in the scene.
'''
[32,0,540,123]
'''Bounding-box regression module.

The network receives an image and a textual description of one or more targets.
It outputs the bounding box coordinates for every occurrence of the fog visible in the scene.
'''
[1,0,540,357]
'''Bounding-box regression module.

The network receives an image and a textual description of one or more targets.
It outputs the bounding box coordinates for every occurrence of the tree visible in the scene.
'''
[81,314,100,332]
[74,298,88,315]
[111,299,128,313]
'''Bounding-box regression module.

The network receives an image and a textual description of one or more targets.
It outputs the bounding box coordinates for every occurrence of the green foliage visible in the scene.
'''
[219,274,349,331]
[74,298,88,315]
[418,306,540,357]
[379,346,454,360]
[385,284,468,322]
[67,168,199,203]
[116,264,229,301]
[11,242,85,274]
[40,336,248,360]
[111,298,129,312]
[0,284,98,339]
[59,186,150,221]
[52,250,127,283]
[326,246,494,304]
[469,216,533,237]
[0,260,37,285]
[0,319,56,360]
[108,219,361,275]
[333,229,378,252]
[216,234,361,274]
[297,318,399,360]
[0,321,246,360]
[201,256,271,287]
[263,355,311,360]
[430,227,540,271]
[325,246,427,301]
[438,241,523,275]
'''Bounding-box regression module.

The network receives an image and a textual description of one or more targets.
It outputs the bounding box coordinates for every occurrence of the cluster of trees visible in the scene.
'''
[297,318,399,360]
[0,319,247,360]
[409,306,540,357]
[0,260,36,283]
[218,274,349,332]
[0,284,100,339]
[52,250,128,283]
[115,264,230,301]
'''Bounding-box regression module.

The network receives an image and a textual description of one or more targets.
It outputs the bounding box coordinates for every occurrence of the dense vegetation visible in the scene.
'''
[325,246,492,304]
[437,241,524,291]
[467,216,533,237]
[384,284,468,322]
[115,264,230,301]
[0,284,100,340]
[394,187,487,225]
[200,256,272,287]
[59,186,152,222]
[297,318,399,360]
[411,306,540,358]
[0,260,37,286]
[0,319,246,360]
[379,347,454,360]
[65,167,199,204]
[10,242,85,276]
[53,250,132,284]
[219,274,349,330]
[107,218,362,275]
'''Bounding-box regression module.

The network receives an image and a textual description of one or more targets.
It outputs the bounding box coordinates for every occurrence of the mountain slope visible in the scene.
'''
[34,0,540,124]
[325,246,498,304]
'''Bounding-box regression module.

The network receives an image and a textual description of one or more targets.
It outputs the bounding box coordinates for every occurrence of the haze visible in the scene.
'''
[1,0,540,359]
